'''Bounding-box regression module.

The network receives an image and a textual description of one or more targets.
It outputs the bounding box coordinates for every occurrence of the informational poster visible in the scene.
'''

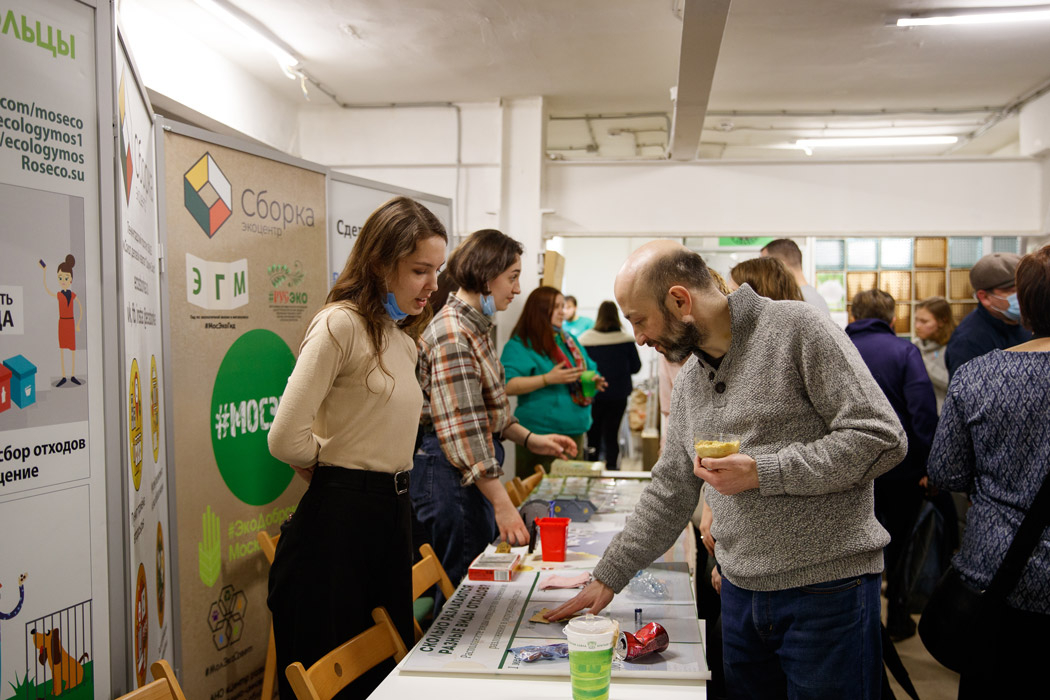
[160,125,325,700]
[115,29,174,688]
[328,174,452,286]
[0,1,110,699]
[400,564,709,680]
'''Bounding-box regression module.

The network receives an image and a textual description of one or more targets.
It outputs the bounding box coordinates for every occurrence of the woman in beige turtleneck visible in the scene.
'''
[267,196,446,700]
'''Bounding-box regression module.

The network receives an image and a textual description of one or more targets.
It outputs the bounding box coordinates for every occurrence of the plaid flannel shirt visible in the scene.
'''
[418,294,516,485]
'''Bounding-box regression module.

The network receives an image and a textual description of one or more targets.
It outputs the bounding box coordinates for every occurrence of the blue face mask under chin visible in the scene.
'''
[384,292,408,321]
[480,294,496,317]
[993,292,1021,322]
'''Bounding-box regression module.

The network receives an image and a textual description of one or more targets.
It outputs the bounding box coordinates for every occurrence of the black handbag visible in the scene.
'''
[918,467,1050,673]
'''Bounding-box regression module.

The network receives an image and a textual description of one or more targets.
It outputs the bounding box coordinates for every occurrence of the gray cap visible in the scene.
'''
[969,253,1021,291]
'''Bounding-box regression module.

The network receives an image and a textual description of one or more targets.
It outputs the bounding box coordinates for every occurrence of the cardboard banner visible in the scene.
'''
[115,29,175,688]
[161,127,324,700]
[0,1,110,698]
[328,174,452,286]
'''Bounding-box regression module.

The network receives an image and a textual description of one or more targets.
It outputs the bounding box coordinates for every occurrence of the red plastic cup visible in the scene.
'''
[535,517,570,561]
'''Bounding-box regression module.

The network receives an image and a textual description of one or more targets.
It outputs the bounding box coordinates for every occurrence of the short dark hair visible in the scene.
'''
[564,295,578,306]
[592,301,621,332]
[1015,244,1050,337]
[446,229,523,294]
[645,249,714,303]
[761,239,803,268]
[851,289,895,325]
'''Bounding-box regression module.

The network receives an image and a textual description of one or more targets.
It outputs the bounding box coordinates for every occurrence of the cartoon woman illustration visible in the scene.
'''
[0,573,28,686]
[41,255,83,386]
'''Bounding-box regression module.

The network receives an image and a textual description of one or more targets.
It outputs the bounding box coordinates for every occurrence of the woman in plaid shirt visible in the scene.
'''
[414,230,578,599]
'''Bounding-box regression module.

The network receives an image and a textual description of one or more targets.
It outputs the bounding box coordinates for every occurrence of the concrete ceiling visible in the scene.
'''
[124,0,1050,159]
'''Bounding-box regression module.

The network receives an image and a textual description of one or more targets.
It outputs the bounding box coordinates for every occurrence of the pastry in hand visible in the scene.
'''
[694,439,740,458]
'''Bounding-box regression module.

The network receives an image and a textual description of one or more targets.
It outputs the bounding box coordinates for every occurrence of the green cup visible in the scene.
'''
[580,370,598,398]
[565,615,616,700]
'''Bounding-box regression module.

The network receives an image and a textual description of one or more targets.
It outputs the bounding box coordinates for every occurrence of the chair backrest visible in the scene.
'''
[519,465,545,498]
[505,479,524,507]
[256,531,280,700]
[115,660,187,700]
[285,607,407,700]
[411,543,456,640]
[257,530,280,564]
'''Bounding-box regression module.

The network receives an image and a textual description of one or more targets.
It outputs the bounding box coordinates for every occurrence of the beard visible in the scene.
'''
[654,310,705,363]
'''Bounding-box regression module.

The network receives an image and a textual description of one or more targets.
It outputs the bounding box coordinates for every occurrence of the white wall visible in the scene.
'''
[119,4,299,152]
[544,159,1043,236]
[1041,155,1050,238]
[1020,90,1050,158]
[297,102,504,237]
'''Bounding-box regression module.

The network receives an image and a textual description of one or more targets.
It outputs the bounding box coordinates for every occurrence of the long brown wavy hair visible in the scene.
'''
[511,286,563,358]
[731,257,803,301]
[326,196,447,378]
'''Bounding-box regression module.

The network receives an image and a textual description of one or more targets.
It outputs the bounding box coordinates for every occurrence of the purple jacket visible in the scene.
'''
[845,318,938,481]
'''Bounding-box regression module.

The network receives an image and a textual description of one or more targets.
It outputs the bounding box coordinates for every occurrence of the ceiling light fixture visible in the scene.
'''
[896,6,1050,26]
[193,0,301,77]
[794,135,958,156]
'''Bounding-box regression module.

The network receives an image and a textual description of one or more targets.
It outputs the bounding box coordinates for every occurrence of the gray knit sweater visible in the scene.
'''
[593,285,907,592]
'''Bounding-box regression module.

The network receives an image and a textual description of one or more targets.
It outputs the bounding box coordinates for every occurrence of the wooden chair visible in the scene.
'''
[411,543,456,641]
[519,464,546,499]
[116,660,187,700]
[257,531,280,700]
[285,607,408,700]
[505,479,524,507]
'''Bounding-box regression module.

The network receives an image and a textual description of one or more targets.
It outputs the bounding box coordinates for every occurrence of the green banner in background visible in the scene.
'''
[718,236,775,248]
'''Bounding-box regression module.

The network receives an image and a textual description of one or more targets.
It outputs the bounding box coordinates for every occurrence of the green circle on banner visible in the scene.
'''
[210,329,295,505]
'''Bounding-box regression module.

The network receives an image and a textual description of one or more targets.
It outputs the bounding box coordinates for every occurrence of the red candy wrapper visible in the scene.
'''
[616,622,669,660]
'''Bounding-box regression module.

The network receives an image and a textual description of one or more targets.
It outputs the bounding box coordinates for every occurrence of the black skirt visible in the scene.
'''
[267,466,413,700]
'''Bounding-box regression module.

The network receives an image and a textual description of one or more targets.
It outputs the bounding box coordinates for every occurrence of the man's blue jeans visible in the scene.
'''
[410,434,500,613]
[721,572,882,700]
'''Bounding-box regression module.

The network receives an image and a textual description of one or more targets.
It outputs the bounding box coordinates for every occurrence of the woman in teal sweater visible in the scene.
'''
[502,286,605,478]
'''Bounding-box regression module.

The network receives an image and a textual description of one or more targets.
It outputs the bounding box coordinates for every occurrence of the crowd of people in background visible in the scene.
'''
[263,198,1049,700]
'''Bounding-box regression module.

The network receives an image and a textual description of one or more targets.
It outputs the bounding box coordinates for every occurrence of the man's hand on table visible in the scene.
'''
[543,579,614,621]
[694,453,759,495]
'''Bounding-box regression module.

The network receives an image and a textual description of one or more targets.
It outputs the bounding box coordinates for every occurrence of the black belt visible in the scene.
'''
[313,465,410,496]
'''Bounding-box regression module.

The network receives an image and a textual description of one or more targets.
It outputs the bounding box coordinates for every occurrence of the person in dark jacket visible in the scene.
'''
[846,289,938,640]
[578,301,641,469]
[945,252,1032,378]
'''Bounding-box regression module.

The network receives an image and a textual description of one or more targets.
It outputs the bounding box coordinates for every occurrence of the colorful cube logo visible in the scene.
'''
[184,153,232,238]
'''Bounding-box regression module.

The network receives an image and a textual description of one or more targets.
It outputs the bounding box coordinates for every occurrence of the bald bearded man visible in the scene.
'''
[546,241,906,700]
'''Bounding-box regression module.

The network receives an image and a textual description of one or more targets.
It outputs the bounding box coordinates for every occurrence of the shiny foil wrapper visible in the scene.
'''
[616,622,669,661]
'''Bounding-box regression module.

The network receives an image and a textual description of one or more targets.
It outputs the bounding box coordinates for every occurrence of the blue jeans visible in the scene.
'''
[721,573,882,700]
[410,434,500,611]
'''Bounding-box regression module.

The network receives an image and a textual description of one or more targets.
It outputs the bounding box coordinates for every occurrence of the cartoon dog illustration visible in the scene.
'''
[31,628,88,695]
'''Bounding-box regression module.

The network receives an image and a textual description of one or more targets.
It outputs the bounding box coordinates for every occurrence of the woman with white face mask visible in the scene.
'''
[414,230,577,608]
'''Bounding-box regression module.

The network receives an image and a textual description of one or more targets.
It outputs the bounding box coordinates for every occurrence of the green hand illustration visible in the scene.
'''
[198,505,221,587]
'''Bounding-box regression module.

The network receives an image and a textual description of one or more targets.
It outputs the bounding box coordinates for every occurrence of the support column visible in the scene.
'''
[496,97,545,477]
